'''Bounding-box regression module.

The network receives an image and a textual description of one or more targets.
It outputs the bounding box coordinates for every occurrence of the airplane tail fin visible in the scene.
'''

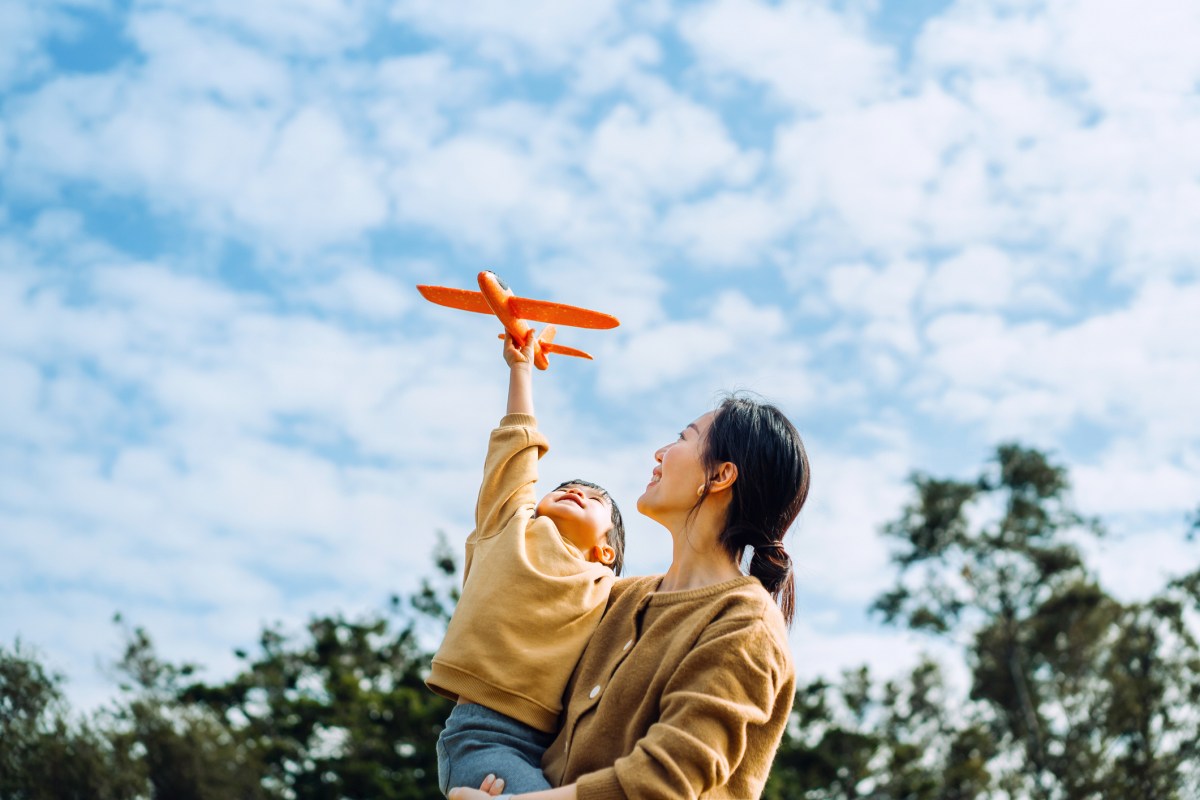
[541,342,593,360]
[533,325,556,370]
[497,325,593,366]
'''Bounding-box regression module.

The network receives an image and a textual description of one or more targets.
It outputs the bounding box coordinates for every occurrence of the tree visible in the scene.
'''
[173,534,459,800]
[1,537,460,800]
[872,443,1200,800]
[0,641,145,800]
[766,660,994,800]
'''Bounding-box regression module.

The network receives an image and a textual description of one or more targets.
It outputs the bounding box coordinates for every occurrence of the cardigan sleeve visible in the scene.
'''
[575,615,794,800]
[471,413,547,543]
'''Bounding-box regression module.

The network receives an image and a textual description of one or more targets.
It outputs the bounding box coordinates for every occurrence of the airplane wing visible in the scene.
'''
[416,285,493,314]
[418,284,620,330]
[541,342,593,360]
[508,297,619,329]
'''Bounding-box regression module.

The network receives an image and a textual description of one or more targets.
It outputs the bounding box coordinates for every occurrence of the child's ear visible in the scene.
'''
[591,544,616,566]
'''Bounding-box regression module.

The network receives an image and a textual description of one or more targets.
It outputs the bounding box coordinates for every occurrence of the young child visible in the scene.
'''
[428,332,625,796]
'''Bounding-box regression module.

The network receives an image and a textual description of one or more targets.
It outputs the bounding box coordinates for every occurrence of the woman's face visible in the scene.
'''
[637,411,715,523]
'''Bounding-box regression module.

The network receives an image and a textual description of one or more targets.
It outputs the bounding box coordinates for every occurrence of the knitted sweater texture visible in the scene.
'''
[542,574,795,799]
[426,414,614,733]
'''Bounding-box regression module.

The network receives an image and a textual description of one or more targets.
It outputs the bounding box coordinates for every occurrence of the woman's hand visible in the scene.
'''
[447,773,506,799]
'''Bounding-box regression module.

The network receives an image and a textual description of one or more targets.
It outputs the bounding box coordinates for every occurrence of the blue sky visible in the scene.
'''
[3,0,1199,711]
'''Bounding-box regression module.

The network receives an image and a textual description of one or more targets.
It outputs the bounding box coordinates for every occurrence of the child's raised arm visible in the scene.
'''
[504,332,536,417]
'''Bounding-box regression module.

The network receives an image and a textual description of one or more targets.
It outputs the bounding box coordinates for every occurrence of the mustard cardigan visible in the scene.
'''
[542,575,795,799]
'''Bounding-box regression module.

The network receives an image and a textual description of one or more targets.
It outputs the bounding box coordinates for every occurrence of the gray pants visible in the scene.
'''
[436,703,554,796]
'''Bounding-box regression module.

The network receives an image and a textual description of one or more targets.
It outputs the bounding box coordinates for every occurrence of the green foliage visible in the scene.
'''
[0,641,146,800]
[1,537,459,800]
[867,443,1200,800]
[766,660,995,800]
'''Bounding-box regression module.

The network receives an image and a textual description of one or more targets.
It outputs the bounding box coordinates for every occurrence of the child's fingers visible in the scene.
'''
[476,773,505,795]
[502,333,525,362]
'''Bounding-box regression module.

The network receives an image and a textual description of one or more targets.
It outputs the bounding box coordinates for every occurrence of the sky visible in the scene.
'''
[2,0,1199,713]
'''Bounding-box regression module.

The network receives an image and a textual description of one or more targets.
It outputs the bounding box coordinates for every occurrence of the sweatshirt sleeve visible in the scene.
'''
[472,413,549,542]
[574,617,794,800]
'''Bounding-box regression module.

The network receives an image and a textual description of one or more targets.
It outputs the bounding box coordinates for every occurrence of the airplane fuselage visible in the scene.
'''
[478,271,549,369]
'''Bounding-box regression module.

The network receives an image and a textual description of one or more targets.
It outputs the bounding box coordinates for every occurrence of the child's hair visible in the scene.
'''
[695,395,810,627]
[553,479,625,576]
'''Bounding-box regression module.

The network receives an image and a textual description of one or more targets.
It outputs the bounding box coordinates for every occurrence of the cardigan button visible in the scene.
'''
[589,684,601,699]
[622,639,633,651]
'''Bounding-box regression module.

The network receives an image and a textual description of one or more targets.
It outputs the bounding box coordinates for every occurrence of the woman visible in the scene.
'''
[451,395,811,799]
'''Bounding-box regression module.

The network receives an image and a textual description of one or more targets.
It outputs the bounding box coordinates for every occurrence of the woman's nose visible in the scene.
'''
[654,445,667,462]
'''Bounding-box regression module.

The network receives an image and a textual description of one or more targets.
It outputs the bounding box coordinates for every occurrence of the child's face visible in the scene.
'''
[535,483,613,556]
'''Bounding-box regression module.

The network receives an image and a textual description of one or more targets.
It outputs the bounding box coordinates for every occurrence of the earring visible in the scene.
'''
[696,485,705,497]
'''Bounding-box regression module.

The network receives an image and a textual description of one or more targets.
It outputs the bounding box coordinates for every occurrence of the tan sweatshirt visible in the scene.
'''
[426,414,614,733]
[542,575,795,799]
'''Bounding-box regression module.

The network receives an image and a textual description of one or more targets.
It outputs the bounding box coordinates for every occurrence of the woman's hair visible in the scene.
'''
[697,395,810,626]
[553,479,626,576]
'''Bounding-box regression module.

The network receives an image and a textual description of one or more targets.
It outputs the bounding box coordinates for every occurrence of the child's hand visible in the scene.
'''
[447,789,491,800]
[446,772,507,798]
[503,331,535,368]
[480,773,506,795]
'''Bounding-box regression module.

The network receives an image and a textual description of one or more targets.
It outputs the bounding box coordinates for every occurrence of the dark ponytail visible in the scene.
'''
[698,395,810,627]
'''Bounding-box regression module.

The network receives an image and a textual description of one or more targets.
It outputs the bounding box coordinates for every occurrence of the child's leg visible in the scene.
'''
[436,703,554,796]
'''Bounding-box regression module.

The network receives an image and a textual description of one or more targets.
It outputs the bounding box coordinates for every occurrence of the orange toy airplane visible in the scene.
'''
[417,271,620,369]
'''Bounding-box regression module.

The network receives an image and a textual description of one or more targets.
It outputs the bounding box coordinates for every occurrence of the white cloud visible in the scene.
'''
[791,616,967,693]
[922,245,1016,311]
[571,34,662,97]
[595,291,787,395]
[1075,455,1200,520]
[660,190,790,267]
[824,260,925,356]
[0,2,58,91]
[915,0,1200,277]
[1080,516,1199,603]
[234,107,388,248]
[681,0,895,113]
[1049,0,1200,109]
[792,446,912,604]
[920,281,1200,448]
[915,2,1054,79]
[389,0,621,68]
[7,13,389,251]
[144,0,377,55]
[292,265,413,321]
[128,10,293,104]
[586,99,759,199]
[389,134,576,253]
[774,87,973,253]
[370,53,488,155]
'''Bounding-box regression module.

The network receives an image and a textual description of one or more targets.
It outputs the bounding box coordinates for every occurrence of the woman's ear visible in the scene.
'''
[707,462,738,494]
[591,544,616,566]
